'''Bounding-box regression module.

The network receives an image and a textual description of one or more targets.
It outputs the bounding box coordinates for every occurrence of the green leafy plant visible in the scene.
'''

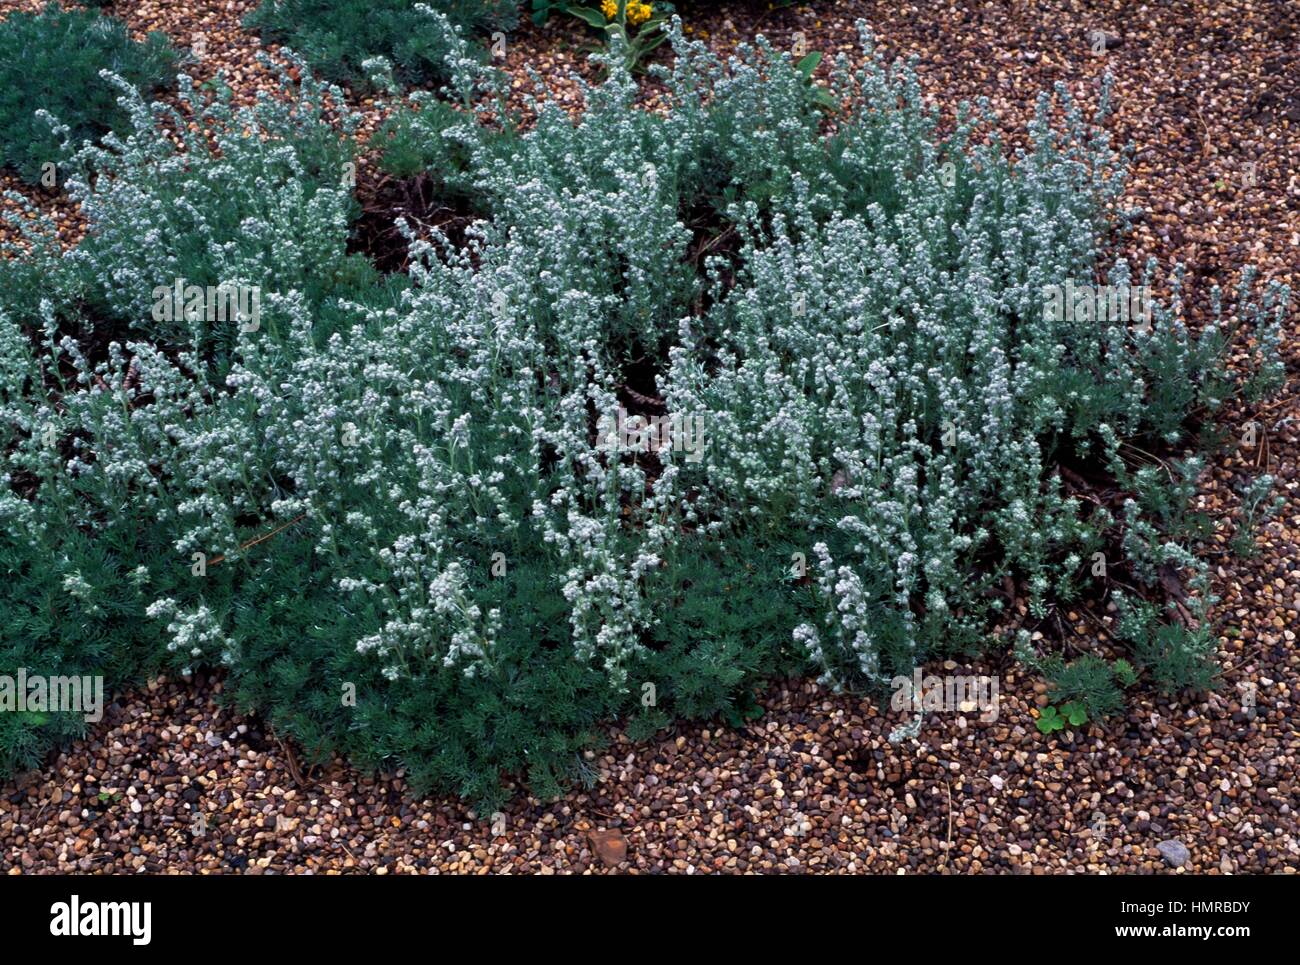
[0,3,175,184]
[243,0,518,90]
[1061,701,1088,726]
[1112,658,1139,687]
[1112,592,1218,694]
[1019,645,1141,726]
[794,51,837,111]
[1231,473,1282,558]
[1036,701,1086,734]
[530,1,560,24]
[558,1,673,73]
[1036,705,1066,733]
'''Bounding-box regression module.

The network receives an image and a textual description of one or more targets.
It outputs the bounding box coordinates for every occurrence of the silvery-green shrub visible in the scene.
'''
[0,14,1286,799]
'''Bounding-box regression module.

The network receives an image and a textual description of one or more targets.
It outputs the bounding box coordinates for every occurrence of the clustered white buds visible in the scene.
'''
[0,15,1286,704]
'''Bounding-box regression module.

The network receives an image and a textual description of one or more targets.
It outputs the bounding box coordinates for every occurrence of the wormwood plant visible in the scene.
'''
[0,3,176,185]
[1231,473,1282,558]
[0,14,1287,804]
[244,0,519,90]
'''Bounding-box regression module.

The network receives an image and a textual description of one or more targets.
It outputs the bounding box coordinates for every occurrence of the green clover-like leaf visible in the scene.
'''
[1062,701,1088,726]
[1036,706,1064,733]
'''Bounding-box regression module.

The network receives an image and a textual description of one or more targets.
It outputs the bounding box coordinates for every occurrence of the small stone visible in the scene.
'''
[1156,840,1190,868]
[1090,31,1123,50]
[589,829,627,867]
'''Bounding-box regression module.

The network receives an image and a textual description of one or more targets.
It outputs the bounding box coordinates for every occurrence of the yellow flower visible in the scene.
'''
[600,0,618,19]
[627,1,653,26]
